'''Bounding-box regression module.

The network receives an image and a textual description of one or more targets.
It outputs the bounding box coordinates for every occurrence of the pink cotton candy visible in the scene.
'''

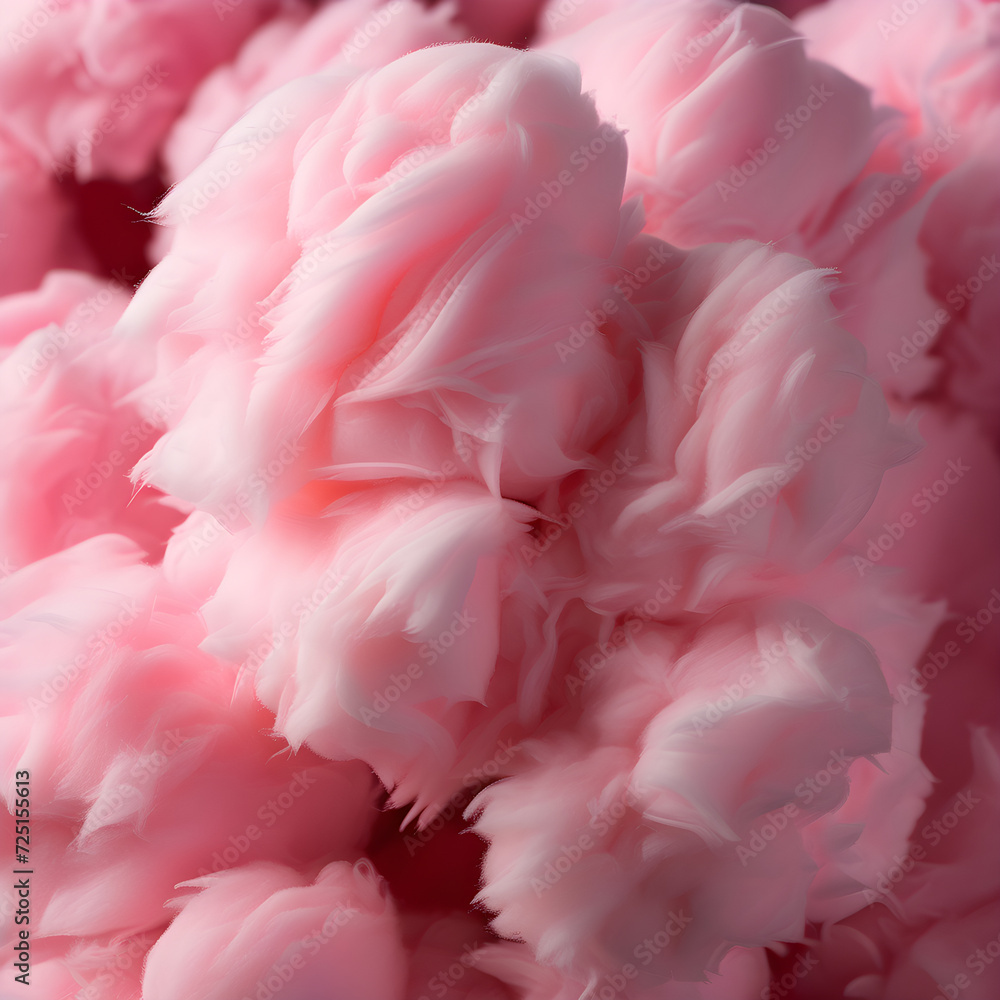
[468,936,770,999]
[847,406,1000,617]
[797,0,1000,170]
[789,560,943,925]
[1,535,377,956]
[0,0,294,183]
[0,953,88,999]
[200,480,539,824]
[918,128,1000,441]
[0,270,182,570]
[760,729,1000,1000]
[162,0,465,185]
[121,43,632,520]
[540,0,877,248]
[469,597,895,985]
[807,191,945,400]
[1,8,999,999]
[557,238,916,616]
[790,0,1000,423]
[142,860,407,1000]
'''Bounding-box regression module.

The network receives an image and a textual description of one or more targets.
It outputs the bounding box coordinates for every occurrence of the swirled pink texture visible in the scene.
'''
[199,481,540,823]
[539,0,876,249]
[1,536,377,951]
[0,271,182,570]
[0,3,998,998]
[468,594,901,982]
[0,0,294,183]
[121,44,632,518]
[797,0,1000,164]
[162,0,465,186]
[142,861,407,1000]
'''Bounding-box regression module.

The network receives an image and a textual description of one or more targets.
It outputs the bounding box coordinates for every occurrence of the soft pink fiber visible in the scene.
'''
[1,1,999,999]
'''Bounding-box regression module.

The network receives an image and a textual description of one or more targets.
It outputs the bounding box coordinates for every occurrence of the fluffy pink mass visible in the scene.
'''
[161,0,465,187]
[142,860,407,1000]
[121,42,631,518]
[797,0,1000,161]
[0,0,292,183]
[467,589,918,981]
[200,480,540,822]
[0,271,181,570]
[1,536,376,947]
[539,0,876,249]
[558,238,915,616]
[0,1,998,998]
